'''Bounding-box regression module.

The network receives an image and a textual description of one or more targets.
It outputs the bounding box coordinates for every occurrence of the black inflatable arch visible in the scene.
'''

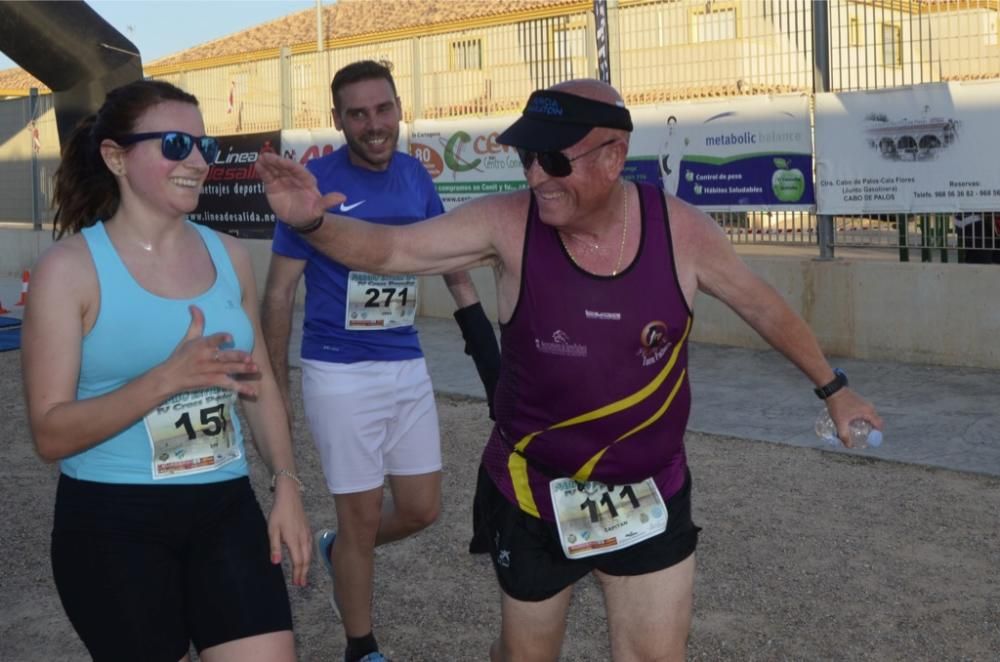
[0,0,143,144]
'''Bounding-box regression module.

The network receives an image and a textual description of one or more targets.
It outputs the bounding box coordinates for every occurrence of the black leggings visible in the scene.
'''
[51,475,292,662]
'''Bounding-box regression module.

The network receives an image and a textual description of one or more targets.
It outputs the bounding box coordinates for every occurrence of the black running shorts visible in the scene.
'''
[472,464,700,602]
[51,475,293,661]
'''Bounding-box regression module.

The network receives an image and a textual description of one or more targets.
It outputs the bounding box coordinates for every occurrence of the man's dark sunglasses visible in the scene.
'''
[516,138,618,178]
[117,131,221,164]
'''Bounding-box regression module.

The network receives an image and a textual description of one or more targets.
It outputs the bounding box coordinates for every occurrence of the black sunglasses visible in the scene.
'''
[516,139,618,178]
[117,131,221,164]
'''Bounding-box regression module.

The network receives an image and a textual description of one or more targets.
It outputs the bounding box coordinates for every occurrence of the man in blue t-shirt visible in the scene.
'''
[261,60,497,662]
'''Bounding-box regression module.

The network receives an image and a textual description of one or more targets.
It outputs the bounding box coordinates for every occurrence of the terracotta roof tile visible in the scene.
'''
[0,67,48,93]
[1,0,578,92]
[148,0,581,67]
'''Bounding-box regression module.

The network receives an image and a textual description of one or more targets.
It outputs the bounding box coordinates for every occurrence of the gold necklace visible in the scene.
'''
[561,181,629,276]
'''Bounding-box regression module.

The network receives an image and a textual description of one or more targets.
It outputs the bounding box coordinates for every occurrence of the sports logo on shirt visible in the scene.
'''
[534,330,588,358]
[637,320,672,367]
[339,200,366,212]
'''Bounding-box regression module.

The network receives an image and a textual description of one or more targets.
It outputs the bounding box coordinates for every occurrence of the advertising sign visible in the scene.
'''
[410,117,528,211]
[191,131,280,238]
[815,81,1000,214]
[281,124,411,167]
[629,94,815,211]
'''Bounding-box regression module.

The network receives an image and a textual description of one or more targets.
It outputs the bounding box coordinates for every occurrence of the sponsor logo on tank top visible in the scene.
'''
[585,309,621,321]
[637,320,672,367]
[535,329,588,357]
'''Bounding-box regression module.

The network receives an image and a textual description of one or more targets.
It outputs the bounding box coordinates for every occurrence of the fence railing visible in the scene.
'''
[2,0,999,261]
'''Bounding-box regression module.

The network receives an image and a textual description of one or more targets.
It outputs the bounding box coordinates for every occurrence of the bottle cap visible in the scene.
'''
[867,429,883,447]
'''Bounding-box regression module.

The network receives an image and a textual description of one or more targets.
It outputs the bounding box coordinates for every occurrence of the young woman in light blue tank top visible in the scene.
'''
[21,80,311,662]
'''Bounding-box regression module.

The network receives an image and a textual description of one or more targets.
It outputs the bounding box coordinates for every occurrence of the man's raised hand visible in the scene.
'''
[257,152,346,228]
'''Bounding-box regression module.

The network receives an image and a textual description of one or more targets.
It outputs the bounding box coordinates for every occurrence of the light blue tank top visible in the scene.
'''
[60,221,253,484]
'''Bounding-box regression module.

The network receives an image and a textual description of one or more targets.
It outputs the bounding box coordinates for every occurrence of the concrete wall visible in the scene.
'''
[3,226,996,369]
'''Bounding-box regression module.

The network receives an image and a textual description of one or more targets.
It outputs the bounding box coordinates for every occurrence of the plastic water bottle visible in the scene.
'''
[815,409,883,449]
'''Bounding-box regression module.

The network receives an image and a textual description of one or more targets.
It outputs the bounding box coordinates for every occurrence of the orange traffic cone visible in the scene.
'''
[0,297,9,314]
[15,270,29,306]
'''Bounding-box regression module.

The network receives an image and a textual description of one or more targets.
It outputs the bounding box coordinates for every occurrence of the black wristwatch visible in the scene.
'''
[814,368,848,400]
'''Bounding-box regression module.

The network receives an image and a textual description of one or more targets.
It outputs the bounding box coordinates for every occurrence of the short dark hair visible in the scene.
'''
[331,60,397,109]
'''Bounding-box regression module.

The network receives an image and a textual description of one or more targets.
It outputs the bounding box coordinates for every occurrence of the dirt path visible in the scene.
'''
[2,351,997,661]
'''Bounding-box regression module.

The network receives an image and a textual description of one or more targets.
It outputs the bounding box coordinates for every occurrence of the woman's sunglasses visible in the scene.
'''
[516,139,618,178]
[117,131,221,164]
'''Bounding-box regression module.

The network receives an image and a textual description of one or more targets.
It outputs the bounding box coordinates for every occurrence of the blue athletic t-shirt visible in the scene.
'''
[271,146,445,363]
[62,221,253,485]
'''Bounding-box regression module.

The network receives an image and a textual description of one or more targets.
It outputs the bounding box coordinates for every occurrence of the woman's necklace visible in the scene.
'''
[561,181,629,276]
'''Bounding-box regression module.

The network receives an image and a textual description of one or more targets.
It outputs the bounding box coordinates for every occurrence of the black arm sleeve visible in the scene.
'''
[452,302,501,420]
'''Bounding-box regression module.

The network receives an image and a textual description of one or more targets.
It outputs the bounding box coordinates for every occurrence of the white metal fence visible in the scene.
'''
[2,0,998,261]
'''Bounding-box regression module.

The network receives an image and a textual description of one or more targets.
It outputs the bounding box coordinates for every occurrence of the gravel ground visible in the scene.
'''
[2,349,998,661]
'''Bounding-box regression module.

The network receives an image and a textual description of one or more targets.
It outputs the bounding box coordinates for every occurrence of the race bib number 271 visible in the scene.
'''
[345,271,418,331]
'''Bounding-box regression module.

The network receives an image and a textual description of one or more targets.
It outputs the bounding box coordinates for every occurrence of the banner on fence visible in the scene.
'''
[281,124,411,166]
[191,131,280,238]
[629,94,814,211]
[410,117,527,211]
[280,128,345,165]
[815,81,1000,214]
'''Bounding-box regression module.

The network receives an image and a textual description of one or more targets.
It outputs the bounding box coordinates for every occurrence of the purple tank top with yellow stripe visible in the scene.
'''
[482,182,693,521]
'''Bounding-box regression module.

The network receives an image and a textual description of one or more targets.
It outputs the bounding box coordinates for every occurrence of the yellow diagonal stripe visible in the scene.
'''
[572,368,687,482]
[508,316,692,515]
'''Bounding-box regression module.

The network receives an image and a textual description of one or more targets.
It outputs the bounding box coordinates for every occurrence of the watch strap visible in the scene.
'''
[814,368,848,400]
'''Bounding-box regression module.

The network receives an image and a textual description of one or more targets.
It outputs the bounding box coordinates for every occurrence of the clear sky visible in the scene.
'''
[0,0,319,71]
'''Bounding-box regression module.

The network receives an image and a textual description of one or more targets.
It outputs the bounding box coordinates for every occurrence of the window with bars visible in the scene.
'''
[550,24,586,62]
[984,13,998,47]
[848,16,862,47]
[450,38,483,71]
[691,4,736,43]
[881,23,902,67]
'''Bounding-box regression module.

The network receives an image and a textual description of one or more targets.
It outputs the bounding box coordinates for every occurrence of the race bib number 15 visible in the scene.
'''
[144,388,241,479]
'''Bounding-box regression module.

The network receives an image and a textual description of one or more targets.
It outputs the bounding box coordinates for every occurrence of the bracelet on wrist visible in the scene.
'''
[270,468,305,493]
[290,215,324,235]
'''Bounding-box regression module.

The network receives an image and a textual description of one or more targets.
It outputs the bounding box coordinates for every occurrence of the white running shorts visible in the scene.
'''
[300,358,442,494]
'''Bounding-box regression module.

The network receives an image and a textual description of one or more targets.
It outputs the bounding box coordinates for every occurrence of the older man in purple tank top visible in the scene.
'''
[259,78,882,662]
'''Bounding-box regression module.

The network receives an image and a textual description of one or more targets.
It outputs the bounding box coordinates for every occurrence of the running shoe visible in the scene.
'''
[314,528,341,619]
[354,653,390,662]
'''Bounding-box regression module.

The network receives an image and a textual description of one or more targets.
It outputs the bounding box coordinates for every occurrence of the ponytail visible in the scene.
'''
[51,115,118,238]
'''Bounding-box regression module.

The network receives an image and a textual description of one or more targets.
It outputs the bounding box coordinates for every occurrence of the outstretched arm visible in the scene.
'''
[258,151,497,277]
[670,196,882,446]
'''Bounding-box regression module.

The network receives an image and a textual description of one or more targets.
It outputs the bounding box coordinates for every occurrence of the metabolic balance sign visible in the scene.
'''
[629,94,815,211]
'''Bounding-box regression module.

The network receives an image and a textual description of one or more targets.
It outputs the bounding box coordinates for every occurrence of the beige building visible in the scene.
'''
[4,0,998,135]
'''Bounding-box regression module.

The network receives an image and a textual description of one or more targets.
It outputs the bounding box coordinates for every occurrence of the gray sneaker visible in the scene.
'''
[314,528,341,620]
